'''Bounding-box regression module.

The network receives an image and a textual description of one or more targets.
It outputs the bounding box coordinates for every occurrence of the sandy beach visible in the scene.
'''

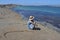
[0,7,60,40]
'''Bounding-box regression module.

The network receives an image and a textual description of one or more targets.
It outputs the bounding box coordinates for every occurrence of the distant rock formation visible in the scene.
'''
[0,4,21,8]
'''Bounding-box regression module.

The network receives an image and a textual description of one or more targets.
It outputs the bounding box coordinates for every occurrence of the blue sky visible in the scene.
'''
[0,0,60,5]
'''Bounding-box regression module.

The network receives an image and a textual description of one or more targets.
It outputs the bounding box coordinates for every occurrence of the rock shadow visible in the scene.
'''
[33,27,41,30]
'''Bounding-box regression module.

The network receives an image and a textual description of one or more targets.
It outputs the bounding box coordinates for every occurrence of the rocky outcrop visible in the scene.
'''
[0,4,21,8]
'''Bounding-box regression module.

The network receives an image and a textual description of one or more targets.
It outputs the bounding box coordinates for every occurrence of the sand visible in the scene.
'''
[0,7,60,40]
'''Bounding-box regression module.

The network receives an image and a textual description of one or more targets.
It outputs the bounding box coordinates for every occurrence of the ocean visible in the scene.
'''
[11,5,60,31]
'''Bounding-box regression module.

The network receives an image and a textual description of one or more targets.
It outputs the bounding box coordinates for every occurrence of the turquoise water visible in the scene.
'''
[12,6,60,30]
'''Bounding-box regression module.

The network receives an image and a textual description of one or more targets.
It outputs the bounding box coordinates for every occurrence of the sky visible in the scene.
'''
[0,0,60,5]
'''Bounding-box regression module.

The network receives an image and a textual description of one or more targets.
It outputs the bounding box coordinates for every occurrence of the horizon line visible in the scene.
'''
[0,3,60,6]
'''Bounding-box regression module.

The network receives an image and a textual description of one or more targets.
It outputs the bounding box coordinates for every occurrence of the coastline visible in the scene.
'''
[0,7,60,40]
[11,9,60,33]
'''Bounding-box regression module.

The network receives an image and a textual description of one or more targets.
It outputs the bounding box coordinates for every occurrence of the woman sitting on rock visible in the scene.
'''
[27,16,36,30]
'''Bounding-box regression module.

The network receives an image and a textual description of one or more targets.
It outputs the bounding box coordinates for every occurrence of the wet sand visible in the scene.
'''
[0,7,60,40]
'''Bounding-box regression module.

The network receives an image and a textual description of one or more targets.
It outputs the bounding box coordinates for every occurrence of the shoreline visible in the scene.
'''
[10,7,60,32]
[11,8,60,33]
[0,7,60,40]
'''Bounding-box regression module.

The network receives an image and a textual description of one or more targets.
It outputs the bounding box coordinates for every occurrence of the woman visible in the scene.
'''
[27,16,36,30]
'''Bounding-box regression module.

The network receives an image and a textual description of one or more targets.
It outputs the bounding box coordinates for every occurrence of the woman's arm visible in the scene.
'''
[30,21,36,25]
